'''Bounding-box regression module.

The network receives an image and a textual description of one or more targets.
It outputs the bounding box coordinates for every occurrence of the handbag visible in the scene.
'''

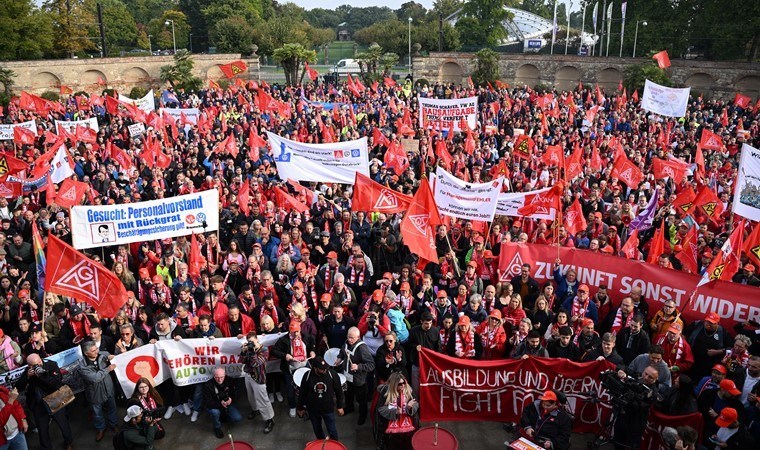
[43,385,75,414]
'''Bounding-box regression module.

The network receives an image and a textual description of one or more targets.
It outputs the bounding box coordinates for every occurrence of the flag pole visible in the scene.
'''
[444,234,461,278]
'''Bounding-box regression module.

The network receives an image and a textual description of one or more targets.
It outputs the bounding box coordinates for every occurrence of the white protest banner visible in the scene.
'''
[160,107,199,124]
[70,189,219,249]
[55,117,99,133]
[267,132,369,184]
[0,346,84,392]
[418,96,478,132]
[732,143,760,222]
[433,167,502,221]
[0,120,37,141]
[128,123,146,137]
[496,187,556,220]
[641,79,691,118]
[119,89,155,113]
[112,344,169,396]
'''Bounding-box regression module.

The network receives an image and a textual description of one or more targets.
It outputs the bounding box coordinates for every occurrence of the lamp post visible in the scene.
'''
[165,19,176,54]
[148,35,152,55]
[189,33,193,52]
[408,17,413,73]
[632,20,647,57]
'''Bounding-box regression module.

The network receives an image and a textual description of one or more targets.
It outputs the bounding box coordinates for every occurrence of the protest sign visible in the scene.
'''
[732,143,760,222]
[419,349,613,431]
[55,117,99,133]
[641,80,690,117]
[498,243,760,328]
[112,344,169,397]
[0,120,37,141]
[0,346,84,393]
[433,167,502,221]
[119,90,155,113]
[267,132,369,184]
[496,188,556,220]
[128,123,146,137]
[418,97,478,132]
[70,189,219,249]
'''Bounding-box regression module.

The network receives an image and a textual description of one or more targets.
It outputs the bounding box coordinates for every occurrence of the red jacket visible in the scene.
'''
[219,314,256,337]
[0,386,25,446]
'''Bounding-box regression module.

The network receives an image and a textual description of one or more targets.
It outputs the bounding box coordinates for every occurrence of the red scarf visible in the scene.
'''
[291,333,306,362]
[454,327,476,359]
[610,309,632,335]
[323,265,333,291]
[260,305,279,327]
[18,302,39,323]
[386,390,415,434]
[70,317,91,342]
[570,297,589,332]
[454,294,467,310]
[349,267,365,286]
[440,327,450,348]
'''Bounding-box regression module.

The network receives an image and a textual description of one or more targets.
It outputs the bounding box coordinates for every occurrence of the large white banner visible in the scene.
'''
[160,107,199,124]
[114,334,285,395]
[0,346,84,392]
[70,189,219,249]
[418,96,478,132]
[496,187,556,220]
[55,117,100,133]
[732,143,760,222]
[119,90,155,113]
[641,80,691,118]
[267,132,369,184]
[0,120,37,141]
[433,167,502,221]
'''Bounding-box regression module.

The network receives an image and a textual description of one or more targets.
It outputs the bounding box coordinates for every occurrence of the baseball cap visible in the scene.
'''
[400,281,411,291]
[292,281,303,290]
[483,250,494,259]
[311,356,327,370]
[577,284,589,293]
[489,309,502,320]
[320,293,333,303]
[326,251,338,259]
[138,268,150,279]
[581,318,594,328]
[321,231,330,237]
[704,312,720,324]
[711,364,727,374]
[18,289,29,298]
[702,251,713,258]
[539,391,558,402]
[296,262,306,270]
[716,407,738,427]
[437,290,448,298]
[513,220,522,228]
[458,316,471,327]
[467,260,478,269]
[70,305,83,316]
[383,272,393,280]
[372,289,384,301]
[124,405,143,422]
[289,321,301,332]
[152,275,163,284]
[745,263,756,272]
[668,322,683,334]
[594,212,603,219]
[719,380,741,396]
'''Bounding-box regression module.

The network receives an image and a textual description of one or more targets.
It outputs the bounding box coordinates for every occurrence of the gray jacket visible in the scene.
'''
[78,351,115,404]
[340,340,375,387]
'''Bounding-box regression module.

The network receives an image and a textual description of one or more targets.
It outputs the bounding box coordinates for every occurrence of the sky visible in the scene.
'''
[282,0,436,10]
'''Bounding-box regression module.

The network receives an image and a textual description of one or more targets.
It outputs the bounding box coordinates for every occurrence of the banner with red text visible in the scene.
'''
[498,243,760,328]
[419,349,614,431]
[418,96,478,131]
[641,409,703,450]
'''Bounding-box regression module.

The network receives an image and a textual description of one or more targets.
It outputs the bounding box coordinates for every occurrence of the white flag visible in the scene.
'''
[50,145,75,183]
[593,2,598,31]
[621,1,627,18]
[606,2,613,20]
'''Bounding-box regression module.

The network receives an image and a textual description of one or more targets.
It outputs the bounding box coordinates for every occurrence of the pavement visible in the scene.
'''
[30,385,596,450]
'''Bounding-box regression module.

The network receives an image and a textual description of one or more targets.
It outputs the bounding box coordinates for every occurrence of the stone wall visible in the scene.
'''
[413,52,760,100]
[1,54,261,95]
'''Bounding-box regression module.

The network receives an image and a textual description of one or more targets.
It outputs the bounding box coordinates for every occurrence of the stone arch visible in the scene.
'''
[206,65,225,80]
[736,75,760,98]
[31,72,61,91]
[439,61,464,84]
[554,66,581,92]
[81,70,107,87]
[596,67,623,91]
[123,67,151,85]
[515,64,540,87]
[684,72,715,98]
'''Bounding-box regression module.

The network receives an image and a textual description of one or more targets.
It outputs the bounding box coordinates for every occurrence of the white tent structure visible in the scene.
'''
[445,7,556,46]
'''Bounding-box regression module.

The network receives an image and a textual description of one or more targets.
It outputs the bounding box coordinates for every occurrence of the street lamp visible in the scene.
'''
[632,20,647,57]
[189,33,193,53]
[148,35,152,55]
[165,19,176,54]
[408,17,413,73]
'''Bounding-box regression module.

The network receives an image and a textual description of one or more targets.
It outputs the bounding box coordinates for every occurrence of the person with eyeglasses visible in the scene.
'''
[650,300,683,338]
[115,324,143,355]
[376,372,419,450]
[375,332,407,383]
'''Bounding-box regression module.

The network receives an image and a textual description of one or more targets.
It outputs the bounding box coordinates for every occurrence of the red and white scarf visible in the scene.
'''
[291,334,306,362]
[323,265,334,291]
[349,267,365,286]
[440,327,450,348]
[571,298,589,331]
[454,328,476,359]
[656,335,685,365]
[610,309,632,335]
[260,305,279,327]
[386,391,415,434]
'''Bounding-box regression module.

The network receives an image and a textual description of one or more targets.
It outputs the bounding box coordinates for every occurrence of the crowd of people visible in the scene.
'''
[0,70,757,450]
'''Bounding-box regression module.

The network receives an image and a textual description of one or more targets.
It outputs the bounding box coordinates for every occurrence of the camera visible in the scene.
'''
[32,365,45,376]
[599,370,652,409]
[142,407,167,420]
[367,314,378,328]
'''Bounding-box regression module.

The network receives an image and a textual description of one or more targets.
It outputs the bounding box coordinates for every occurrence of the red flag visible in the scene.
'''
[672,186,697,216]
[734,93,752,109]
[564,198,587,236]
[0,181,22,198]
[400,179,441,263]
[13,126,36,146]
[0,153,30,176]
[109,143,133,172]
[541,145,565,169]
[45,233,128,318]
[632,89,639,103]
[720,108,729,127]
[467,76,474,88]
[352,172,413,213]
[698,221,745,286]
[213,134,238,158]
[565,143,583,181]
[646,222,667,265]
[55,178,89,208]
[286,179,315,206]
[675,224,699,274]
[97,76,107,86]
[652,158,686,183]
[514,135,535,160]
[273,186,309,213]
[435,139,454,170]
[692,185,724,221]
[621,229,640,260]
[743,222,760,267]
[699,129,723,151]
[60,85,73,95]
[237,180,250,216]
[219,60,248,78]
[372,127,390,148]
[304,63,319,82]
[188,233,206,279]
[75,125,97,144]
[517,182,564,216]
[383,77,396,88]
[384,141,409,176]
[208,79,221,90]
[652,50,671,69]
[19,91,50,115]
[611,155,644,188]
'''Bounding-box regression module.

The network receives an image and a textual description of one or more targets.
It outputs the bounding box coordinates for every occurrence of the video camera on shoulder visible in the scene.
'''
[600,370,652,409]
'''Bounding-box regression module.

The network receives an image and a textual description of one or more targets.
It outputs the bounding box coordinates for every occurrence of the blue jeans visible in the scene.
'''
[207,405,242,430]
[91,396,119,431]
[0,432,28,450]
[283,370,296,408]
[191,385,203,412]
[309,412,339,441]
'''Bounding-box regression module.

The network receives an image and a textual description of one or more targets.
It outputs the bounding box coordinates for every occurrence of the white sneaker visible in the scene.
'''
[268,393,275,403]
[276,393,284,403]
[175,404,186,415]
[163,406,175,420]
[185,401,193,413]
[289,408,296,418]
[191,411,199,422]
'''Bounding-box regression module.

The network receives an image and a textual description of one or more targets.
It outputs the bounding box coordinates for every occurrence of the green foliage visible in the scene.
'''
[471,48,499,85]
[337,6,396,34]
[432,0,463,18]
[252,18,309,56]
[416,78,429,87]
[272,43,316,85]
[128,86,149,98]
[308,26,337,49]
[147,10,189,51]
[353,19,408,57]
[202,0,261,29]
[121,0,174,26]
[73,90,89,97]
[355,43,399,75]
[0,67,15,96]
[160,49,202,92]
[0,0,54,60]
[520,0,551,19]
[180,0,265,51]
[210,16,254,53]
[102,88,117,97]
[45,0,96,58]
[414,19,460,52]
[86,0,138,56]
[623,61,672,92]
[457,0,513,47]
[41,91,60,101]
[303,8,344,29]
[396,2,427,22]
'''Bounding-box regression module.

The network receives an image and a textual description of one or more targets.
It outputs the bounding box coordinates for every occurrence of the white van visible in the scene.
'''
[328,59,361,74]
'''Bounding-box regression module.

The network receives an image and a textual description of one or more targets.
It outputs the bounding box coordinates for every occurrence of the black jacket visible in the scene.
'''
[297,368,344,415]
[15,360,64,409]
[202,377,236,410]
[408,324,441,366]
[615,327,651,365]
[547,340,582,361]
[519,401,572,450]
[270,333,316,374]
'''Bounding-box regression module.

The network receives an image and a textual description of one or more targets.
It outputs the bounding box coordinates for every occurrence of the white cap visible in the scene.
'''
[124,405,143,422]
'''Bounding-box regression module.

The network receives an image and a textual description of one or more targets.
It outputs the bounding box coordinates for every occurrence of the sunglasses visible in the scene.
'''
[384,339,395,343]
[398,381,406,386]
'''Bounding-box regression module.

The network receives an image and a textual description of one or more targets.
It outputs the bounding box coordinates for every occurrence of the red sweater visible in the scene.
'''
[0,386,25,446]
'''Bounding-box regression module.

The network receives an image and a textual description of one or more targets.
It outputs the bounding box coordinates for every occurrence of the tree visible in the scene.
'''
[85,0,138,55]
[623,60,671,92]
[272,43,316,85]
[252,18,309,56]
[210,16,255,54]
[457,0,513,47]
[121,0,175,26]
[147,10,189,51]
[0,0,54,60]
[45,0,96,57]
[303,8,345,29]
[307,26,337,49]
[343,6,396,33]
[520,0,551,19]
[0,67,15,96]
[396,2,427,22]
[471,48,499,85]
[353,19,408,57]
[160,49,202,91]
[355,43,399,76]
[414,18,460,51]
[432,0,463,19]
